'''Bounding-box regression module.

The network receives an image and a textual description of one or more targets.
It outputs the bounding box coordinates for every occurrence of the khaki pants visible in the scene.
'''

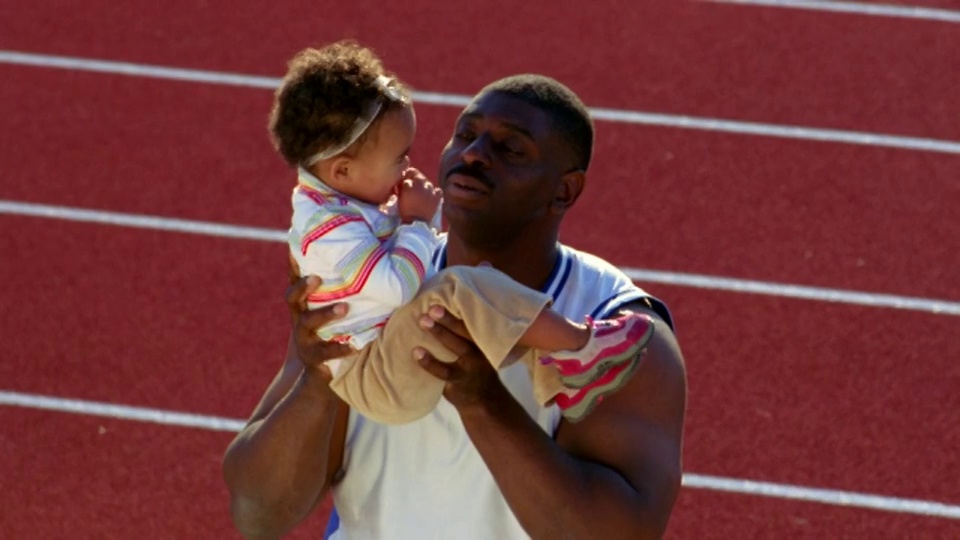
[329,265,563,424]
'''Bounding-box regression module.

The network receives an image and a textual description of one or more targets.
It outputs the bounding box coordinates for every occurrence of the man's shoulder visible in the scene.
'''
[559,244,675,331]
[558,243,635,289]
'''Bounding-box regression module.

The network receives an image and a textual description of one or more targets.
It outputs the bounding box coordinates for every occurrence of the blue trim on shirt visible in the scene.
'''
[432,242,568,300]
[322,507,340,539]
[593,292,675,332]
[431,243,445,271]
[591,290,647,319]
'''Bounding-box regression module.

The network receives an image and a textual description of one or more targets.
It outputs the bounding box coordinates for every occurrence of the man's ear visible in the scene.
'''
[550,170,585,215]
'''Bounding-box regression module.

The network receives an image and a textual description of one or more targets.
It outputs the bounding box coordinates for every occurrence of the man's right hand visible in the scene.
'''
[285,274,353,375]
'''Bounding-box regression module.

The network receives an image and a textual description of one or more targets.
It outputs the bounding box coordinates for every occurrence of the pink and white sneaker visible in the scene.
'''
[553,355,645,422]
[540,312,655,389]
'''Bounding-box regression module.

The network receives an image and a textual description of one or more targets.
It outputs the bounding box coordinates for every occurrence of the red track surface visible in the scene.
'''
[2,1,959,538]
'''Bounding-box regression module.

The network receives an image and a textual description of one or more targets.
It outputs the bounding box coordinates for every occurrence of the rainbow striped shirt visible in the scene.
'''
[288,168,441,350]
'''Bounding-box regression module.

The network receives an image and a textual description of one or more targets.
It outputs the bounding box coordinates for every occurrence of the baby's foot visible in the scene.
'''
[541,312,654,389]
[553,354,646,422]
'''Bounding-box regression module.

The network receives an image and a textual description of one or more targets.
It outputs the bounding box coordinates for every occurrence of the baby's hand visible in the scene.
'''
[397,167,442,224]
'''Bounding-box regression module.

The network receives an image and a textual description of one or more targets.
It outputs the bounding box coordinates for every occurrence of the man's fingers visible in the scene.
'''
[426,306,471,340]
[300,302,349,333]
[318,341,354,361]
[414,348,456,381]
[286,275,322,317]
[419,312,473,356]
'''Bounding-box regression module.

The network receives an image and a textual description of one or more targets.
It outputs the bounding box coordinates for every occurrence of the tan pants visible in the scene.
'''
[329,265,564,424]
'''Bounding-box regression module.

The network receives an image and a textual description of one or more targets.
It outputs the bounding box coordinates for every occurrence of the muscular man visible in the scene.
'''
[223,74,687,540]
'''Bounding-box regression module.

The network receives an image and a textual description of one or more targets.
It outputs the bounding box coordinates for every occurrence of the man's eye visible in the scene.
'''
[498,143,525,157]
[455,130,475,142]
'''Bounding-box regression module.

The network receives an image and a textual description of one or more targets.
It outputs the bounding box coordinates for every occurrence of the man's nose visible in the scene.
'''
[460,134,491,168]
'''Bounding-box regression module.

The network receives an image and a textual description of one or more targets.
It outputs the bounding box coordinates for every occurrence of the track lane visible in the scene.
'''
[6,405,957,539]
[1,1,958,140]
[0,216,291,419]
[2,66,956,299]
[661,284,960,504]
[668,489,960,539]
[0,407,333,539]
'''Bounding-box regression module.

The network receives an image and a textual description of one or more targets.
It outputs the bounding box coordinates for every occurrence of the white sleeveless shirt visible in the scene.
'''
[325,242,670,539]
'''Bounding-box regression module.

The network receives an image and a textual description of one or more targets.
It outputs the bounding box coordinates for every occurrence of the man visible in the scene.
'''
[223,74,687,539]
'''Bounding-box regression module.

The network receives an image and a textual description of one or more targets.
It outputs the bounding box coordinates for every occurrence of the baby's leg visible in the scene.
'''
[518,310,590,353]
[327,336,445,425]
[329,266,550,424]
[415,266,553,369]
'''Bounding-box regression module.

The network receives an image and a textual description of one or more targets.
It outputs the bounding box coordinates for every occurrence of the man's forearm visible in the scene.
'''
[458,386,663,540]
[223,370,342,539]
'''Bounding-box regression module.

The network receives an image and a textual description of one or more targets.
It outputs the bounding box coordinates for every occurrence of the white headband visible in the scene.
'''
[303,75,408,167]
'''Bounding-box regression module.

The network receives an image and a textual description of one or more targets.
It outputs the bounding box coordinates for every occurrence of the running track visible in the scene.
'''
[1,1,958,538]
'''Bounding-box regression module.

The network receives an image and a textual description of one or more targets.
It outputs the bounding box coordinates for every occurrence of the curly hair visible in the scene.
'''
[480,74,594,171]
[268,40,410,166]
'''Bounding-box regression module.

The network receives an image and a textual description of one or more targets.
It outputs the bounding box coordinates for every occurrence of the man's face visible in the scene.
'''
[438,91,572,248]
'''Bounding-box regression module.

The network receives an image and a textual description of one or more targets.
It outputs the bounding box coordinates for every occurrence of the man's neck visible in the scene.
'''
[444,231,560,291]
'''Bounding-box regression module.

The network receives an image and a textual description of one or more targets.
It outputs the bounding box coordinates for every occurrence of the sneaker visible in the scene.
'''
[553,354,646,422]
[540,312,655,389]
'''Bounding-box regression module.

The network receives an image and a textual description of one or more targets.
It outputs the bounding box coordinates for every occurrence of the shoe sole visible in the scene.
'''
[558,322,654,389]
[557,350,646,423]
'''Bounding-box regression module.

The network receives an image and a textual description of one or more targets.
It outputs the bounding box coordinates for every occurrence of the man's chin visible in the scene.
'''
[442,202,490,231]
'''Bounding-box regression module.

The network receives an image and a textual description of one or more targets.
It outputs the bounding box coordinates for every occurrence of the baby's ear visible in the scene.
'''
[330,156,353,183]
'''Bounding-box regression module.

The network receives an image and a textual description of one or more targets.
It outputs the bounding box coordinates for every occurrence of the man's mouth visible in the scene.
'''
[448,175,491,195]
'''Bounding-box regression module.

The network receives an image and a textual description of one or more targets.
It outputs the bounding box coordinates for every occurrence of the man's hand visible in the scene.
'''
[397,167,442,224]
[285,274,354,375]
[413,306,504,410]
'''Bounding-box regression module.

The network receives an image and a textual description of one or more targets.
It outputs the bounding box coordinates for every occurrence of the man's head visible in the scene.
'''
[439,74,594,251]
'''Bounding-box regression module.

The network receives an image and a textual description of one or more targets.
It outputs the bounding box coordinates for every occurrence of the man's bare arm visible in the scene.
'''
[416,303,686,539]
[222,277,352,540]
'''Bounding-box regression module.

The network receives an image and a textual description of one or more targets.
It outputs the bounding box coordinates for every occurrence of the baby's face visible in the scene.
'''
[343,104,416,205]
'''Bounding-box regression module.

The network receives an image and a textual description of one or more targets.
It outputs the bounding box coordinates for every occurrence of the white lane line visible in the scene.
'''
[702,0,960,23]
[3,50,960,155]
[590,106,960,154]
[3,389,959,520]
[4,199,959,316]
[621,268,960,315]
[0,390,245,432]
[684,474,960,519]
[0,199,286,242]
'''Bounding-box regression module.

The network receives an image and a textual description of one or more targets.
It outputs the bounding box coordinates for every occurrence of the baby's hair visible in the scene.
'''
[269,40,410,167]
[480,74,594,172]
